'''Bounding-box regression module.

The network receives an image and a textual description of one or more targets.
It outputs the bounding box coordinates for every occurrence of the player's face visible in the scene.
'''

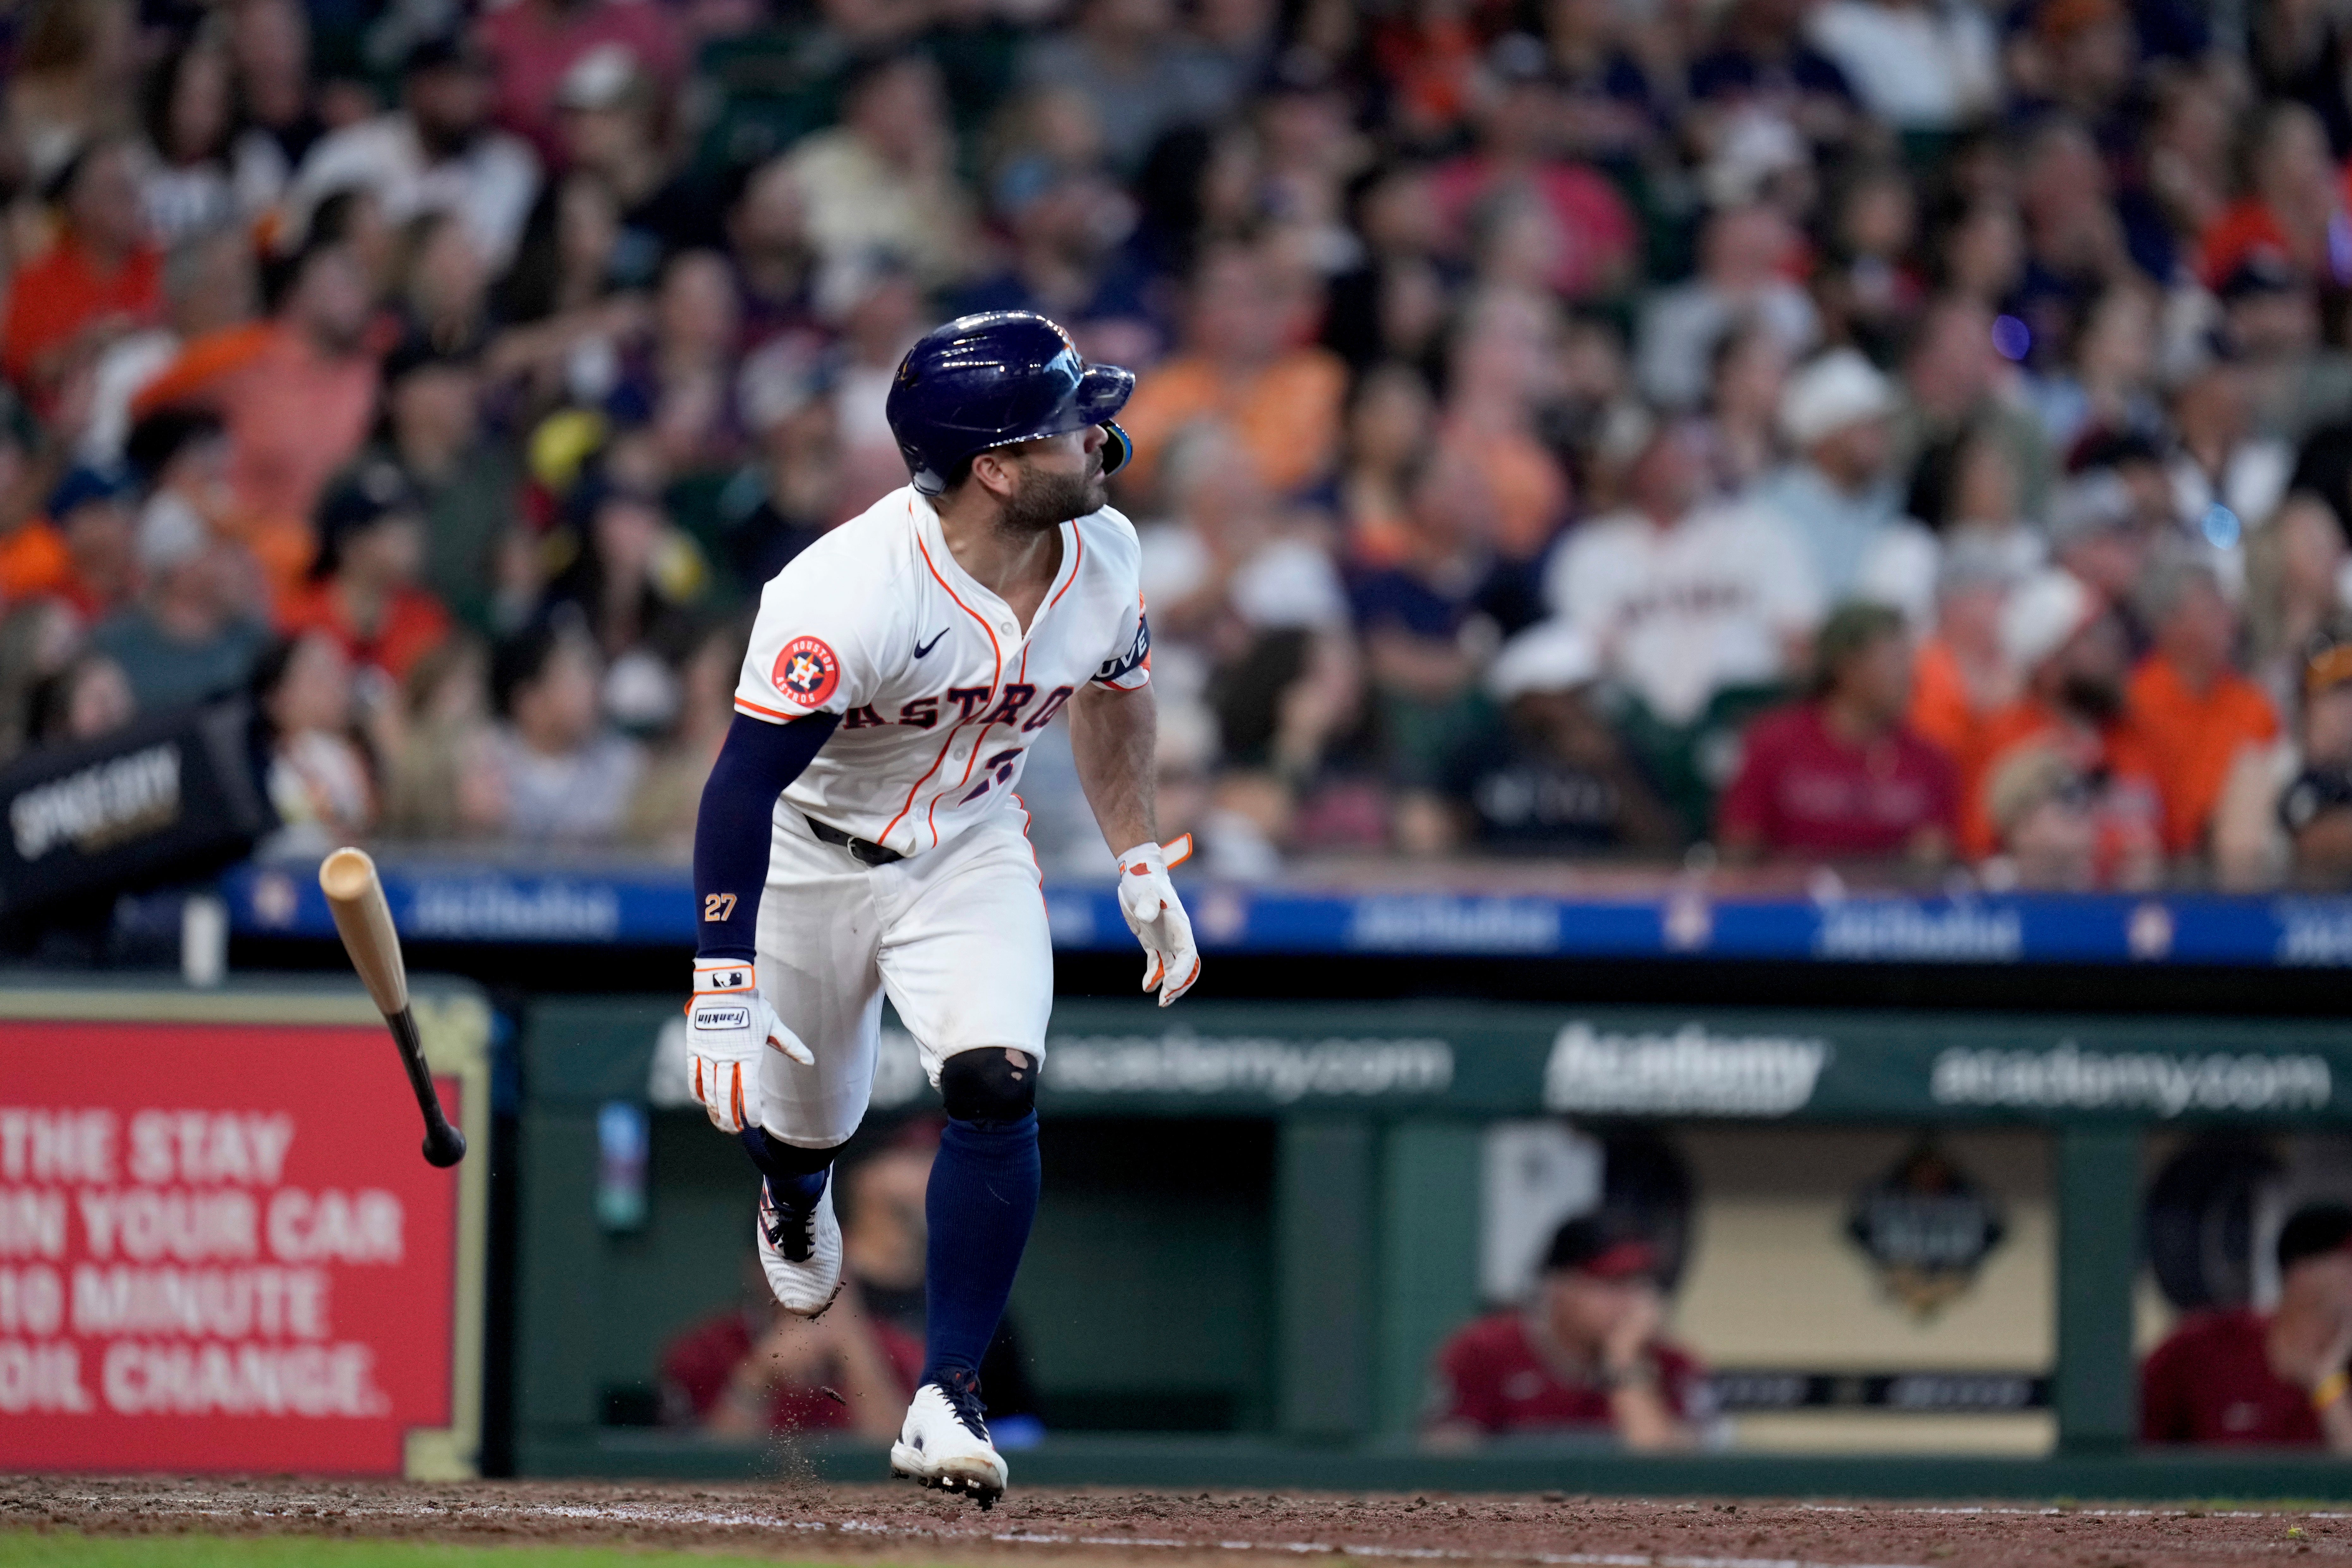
[2294,1250,2352,1321]
[998,428,1109,533]
[1544,1269,1651,1350]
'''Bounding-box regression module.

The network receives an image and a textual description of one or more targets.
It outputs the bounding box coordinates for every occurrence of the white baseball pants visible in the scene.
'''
[752,801,1052,1149]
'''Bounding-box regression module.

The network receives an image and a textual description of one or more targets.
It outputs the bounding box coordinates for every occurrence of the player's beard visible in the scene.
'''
[999,459,1106,536]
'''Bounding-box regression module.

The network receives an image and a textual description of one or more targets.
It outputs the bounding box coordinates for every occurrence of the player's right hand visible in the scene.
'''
[688,959,813,1134]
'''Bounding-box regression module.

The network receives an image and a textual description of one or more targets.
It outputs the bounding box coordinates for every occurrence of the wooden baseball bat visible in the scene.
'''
[318,847,467,1168]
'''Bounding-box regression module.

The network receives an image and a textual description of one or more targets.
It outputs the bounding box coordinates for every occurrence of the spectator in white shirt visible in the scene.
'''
[1140,420,1352,785]
[288,33,540,273]
[1637,204,1819,409]
[1807,0,2000,132]
[482,614,644,842]
[1546,420,1824,726]
[140,35,239,246]
[79,222,255,467]
[782,51,979,292]
[1756,348,1940,625]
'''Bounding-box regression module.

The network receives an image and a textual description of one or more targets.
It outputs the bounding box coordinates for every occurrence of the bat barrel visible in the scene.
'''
[319,847,411,1017]
[321,848,461,1167]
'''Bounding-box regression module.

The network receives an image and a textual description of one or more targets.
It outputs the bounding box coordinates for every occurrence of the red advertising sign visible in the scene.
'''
[0,1020,463,1474]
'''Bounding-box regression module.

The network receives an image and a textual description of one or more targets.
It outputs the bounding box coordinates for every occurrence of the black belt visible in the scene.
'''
[805,814,904,866]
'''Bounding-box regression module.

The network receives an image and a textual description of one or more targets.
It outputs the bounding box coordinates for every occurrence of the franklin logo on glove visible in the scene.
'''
[684,957,815,1135]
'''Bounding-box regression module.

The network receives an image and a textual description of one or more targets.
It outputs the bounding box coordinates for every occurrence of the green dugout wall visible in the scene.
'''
[514,996,2352,1493]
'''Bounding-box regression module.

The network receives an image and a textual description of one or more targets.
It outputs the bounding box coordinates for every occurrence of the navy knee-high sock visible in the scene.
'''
[921,1111,1040,1386]
[740,1125,831,1210]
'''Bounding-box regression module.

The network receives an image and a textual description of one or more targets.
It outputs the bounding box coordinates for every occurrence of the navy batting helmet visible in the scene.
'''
[884,311,1135,495]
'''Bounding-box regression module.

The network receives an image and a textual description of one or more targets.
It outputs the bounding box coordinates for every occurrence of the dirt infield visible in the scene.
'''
[10,1474,2352,1568]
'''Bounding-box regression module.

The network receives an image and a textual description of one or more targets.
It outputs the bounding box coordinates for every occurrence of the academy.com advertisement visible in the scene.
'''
[0,1020,461,1473]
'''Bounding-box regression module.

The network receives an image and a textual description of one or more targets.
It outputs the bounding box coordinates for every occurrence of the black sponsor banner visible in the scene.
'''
[569,998,2352,1125]
[995,1002,2352,1124]
[1709,1369,2050,1413]
[0,700,271,918]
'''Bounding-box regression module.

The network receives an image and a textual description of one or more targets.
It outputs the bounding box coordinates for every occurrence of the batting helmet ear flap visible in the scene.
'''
[1099,420,1133,478]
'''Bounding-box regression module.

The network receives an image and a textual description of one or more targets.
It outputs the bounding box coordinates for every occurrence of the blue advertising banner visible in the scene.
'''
[220,856,2352,969]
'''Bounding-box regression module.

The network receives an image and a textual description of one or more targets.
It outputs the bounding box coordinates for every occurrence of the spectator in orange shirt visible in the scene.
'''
[0,396,82,605]
[1907,537,2023,780]
[2127,553,2280,858]
[213,233,385,594]
[2196,102,2349,290]
[280,459,452,688]
[0,138,164,410]
[1963,566,2161,883]
[1438,294,1571,562]
[0,465,141,623]
[1116,243,1347,498]
[1368,3,1482,144]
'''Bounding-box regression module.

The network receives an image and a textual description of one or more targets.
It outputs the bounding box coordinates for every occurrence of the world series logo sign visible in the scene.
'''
[771,637,841,708]
[1846,1141,2007,1320]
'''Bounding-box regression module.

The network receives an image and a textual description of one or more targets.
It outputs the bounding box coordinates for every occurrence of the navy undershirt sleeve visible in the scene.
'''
[692,710,842,961]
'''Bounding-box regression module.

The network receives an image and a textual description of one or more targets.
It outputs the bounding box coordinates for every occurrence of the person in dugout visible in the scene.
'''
[1421,1215,1712,1451]
[2143,1202,2352,1450]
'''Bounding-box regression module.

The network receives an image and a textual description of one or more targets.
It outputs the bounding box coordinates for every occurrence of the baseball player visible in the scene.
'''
[684,311,1199,1507]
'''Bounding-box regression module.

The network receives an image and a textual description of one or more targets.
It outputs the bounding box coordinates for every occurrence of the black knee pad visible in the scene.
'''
[939,1048,1038,1124]
[739,1125,841,1180]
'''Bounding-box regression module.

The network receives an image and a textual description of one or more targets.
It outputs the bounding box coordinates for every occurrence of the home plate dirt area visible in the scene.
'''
[6,1474,2352,1568]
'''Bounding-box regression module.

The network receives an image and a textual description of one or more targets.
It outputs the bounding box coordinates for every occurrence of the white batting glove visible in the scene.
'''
[687,959,813,1134]
[1115,835,1200,1007]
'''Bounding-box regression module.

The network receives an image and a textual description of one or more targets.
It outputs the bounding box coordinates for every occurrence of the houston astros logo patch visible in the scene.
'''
[772,636,841,706]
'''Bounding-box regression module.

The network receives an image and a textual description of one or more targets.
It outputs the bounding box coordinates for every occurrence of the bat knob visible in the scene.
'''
[422,1123,468,1167]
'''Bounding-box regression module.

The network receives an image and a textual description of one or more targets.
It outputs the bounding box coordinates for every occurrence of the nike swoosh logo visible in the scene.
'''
[914,629,949,658]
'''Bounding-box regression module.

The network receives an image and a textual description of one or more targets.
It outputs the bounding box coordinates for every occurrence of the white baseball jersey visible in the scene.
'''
[1542,501,1823,725]
[734,485,1152,859]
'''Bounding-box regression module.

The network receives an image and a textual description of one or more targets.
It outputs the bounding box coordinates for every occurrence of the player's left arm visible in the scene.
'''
[1070,667,1200,1007]
[1068,678,1157,854]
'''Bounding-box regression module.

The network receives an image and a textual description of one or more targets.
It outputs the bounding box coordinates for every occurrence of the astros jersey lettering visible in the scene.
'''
[734,486,1151,856]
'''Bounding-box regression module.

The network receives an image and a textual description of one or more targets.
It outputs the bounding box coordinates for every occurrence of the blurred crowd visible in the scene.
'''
[7,0,2352,888]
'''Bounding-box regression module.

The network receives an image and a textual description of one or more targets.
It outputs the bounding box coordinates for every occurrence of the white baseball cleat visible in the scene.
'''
[890,1372,1007,1509]
[755,1178,842,1316]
